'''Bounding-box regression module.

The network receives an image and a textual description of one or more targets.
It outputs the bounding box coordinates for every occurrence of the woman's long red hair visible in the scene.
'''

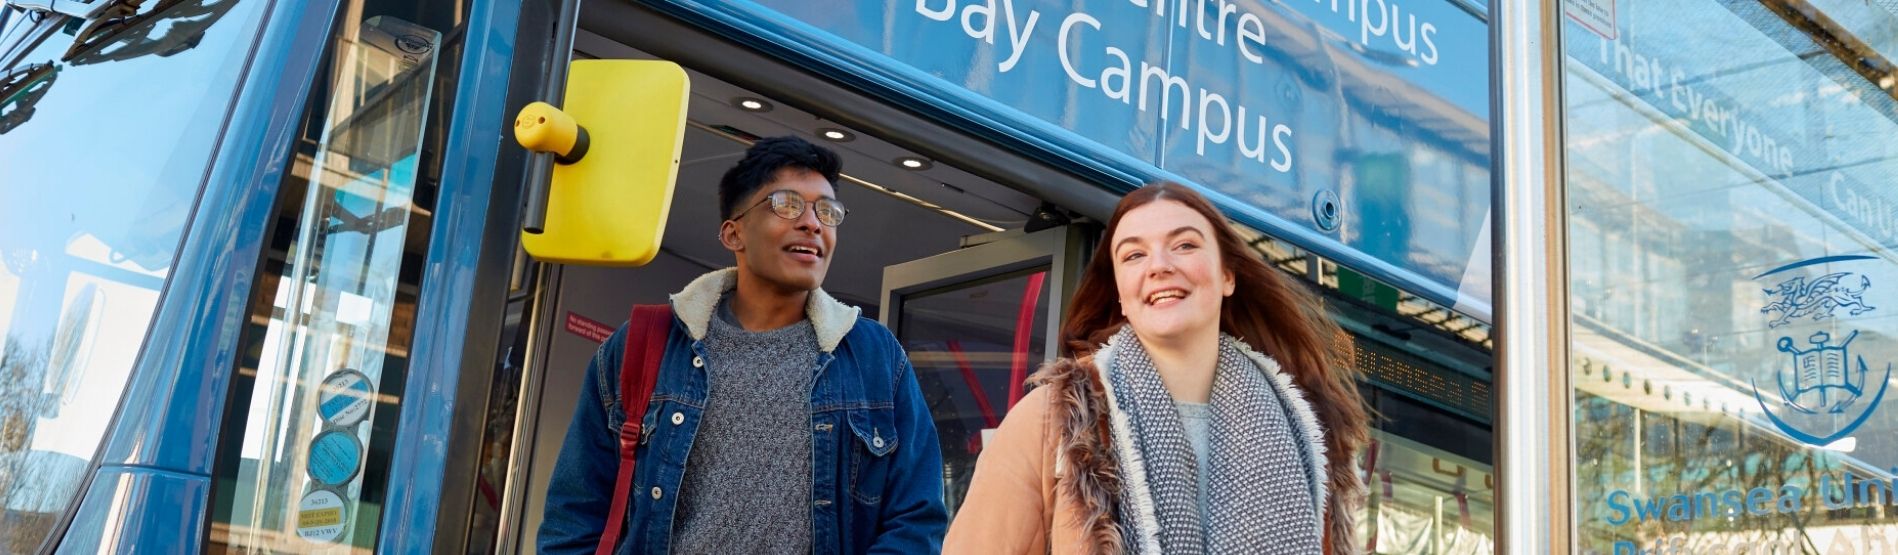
[1061,182,1367,510]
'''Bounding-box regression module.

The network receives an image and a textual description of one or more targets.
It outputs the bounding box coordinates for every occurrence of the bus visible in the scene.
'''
[0,0,1500,552]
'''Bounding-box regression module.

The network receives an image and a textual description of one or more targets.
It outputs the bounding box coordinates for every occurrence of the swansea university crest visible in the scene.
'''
[1752,255,1892,446]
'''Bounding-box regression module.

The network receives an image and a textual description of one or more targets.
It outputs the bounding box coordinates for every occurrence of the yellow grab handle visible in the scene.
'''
[513,101,589,163]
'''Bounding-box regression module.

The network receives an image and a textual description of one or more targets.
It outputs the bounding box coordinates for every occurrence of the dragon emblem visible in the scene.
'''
[1760,272,1875,328]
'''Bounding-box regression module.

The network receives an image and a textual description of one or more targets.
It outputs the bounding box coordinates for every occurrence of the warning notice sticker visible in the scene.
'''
[1564,0,1617,40]
[565,311,614,344]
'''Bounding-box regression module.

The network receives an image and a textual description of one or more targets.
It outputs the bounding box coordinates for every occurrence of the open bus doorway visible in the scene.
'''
[478,37,1074,552]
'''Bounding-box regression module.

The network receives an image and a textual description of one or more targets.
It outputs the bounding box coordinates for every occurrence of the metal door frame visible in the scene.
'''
[1493,0,1570,552]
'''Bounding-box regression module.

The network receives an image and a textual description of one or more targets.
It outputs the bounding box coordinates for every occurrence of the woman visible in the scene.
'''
[944,182,1367,554]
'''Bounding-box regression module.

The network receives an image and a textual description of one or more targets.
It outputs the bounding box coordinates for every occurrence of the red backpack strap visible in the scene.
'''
[596,304,672,555]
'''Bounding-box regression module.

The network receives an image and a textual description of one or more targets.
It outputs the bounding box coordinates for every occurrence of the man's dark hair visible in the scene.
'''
[718,136,843,220]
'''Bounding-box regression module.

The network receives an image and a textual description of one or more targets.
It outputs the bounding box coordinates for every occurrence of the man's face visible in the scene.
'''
[720,168,840,293]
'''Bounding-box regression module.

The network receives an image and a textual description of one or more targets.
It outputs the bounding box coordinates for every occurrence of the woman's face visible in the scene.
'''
[1109,199,1235,345]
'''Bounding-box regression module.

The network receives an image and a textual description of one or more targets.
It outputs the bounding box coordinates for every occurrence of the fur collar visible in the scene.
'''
[668,268,860,352]
[1032,329,1351,555]
[1090,335,1165,555]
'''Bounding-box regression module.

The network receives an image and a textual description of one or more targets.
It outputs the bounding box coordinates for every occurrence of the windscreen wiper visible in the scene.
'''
[2,0,143,62]
[62,0,235,65]
[3,0,231,65]
[0,60,54,134]
[4,0,121,19]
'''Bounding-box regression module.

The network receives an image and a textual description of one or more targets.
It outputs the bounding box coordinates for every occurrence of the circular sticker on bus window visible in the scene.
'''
[317,370,374,427]
[307,431,362,487]
[395,34,433,55]
[296,489,347,543]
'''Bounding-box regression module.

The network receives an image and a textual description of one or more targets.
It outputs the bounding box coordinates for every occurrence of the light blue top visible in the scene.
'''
[1177,401,1213,523]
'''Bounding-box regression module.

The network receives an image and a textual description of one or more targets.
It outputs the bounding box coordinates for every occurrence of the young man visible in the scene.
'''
[539,136,947,554]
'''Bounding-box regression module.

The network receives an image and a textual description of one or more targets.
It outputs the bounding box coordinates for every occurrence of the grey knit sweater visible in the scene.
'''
[669,296,818,554]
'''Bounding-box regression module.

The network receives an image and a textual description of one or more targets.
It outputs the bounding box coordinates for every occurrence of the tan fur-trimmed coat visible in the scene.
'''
[942,344,1359,555]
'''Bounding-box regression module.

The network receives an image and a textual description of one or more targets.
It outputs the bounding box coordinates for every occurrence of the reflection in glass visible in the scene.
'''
[1349,325,1495,553]
[0,62,57,135]
[61,0,241,65]
[1357,433,1495,554]
[1564,0,1898,552]
[0,0,266,550]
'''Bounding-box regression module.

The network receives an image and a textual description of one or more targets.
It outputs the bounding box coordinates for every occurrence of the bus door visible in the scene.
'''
[875,225,1087,519]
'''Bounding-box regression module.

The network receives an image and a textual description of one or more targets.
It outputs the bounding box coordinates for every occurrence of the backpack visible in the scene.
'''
[596,304,671,555]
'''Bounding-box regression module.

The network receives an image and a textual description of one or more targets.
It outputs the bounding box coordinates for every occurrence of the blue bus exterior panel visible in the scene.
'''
[374,0,528,550]
[643,0,1493,317]
[54,467,209,554]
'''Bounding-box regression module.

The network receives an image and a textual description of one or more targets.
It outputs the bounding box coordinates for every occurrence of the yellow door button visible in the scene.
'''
[513,101,590,164]
[518,60,689,267]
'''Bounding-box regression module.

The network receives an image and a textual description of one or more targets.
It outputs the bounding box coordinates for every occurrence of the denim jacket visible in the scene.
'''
[539,269,947,554]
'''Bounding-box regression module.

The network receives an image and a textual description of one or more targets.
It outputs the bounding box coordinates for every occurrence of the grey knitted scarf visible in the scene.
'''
[1104,327,1324,554]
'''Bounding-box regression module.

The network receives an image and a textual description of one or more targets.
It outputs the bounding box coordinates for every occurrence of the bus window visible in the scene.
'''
[0,0,269,551]
[204,7,452,552]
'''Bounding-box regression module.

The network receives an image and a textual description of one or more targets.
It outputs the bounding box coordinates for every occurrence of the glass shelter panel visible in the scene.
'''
[1563,0,1898,552]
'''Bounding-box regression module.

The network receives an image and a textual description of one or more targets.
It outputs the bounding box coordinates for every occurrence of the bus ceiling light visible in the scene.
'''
[896,156,931,171]
[734,97,772,112]
[817,128,854,142]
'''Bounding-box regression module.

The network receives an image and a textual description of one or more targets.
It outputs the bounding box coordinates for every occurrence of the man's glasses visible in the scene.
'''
[732,190,848,227]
